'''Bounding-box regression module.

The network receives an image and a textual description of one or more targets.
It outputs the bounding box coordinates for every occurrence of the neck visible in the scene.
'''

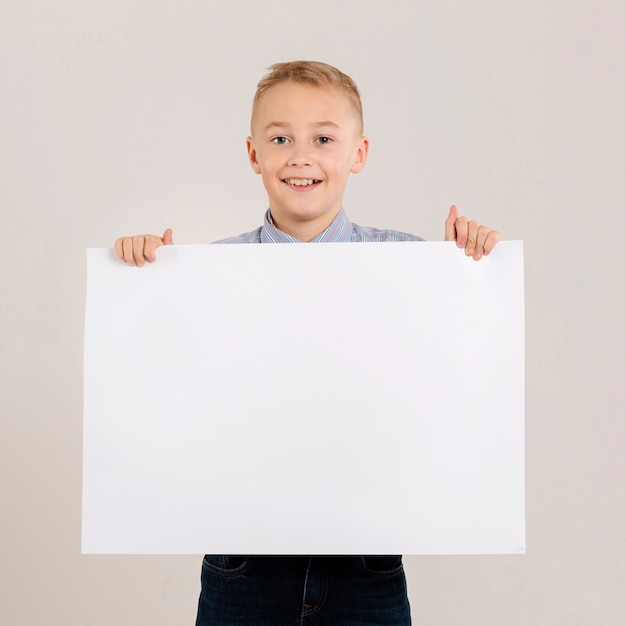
[270,210,340,242]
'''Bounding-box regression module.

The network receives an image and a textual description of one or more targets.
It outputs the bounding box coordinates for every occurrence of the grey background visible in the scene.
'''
[1,1,624,624]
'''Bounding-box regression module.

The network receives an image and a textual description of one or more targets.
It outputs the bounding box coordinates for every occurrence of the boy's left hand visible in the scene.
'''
[445,205,502,261]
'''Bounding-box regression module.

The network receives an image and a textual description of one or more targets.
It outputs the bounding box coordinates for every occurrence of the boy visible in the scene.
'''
[115,61,501,625]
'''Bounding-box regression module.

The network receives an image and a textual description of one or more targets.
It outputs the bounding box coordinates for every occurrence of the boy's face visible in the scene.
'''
[247,82,368,239]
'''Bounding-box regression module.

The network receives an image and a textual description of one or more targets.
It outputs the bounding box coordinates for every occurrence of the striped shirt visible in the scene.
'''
[214,208,423,244]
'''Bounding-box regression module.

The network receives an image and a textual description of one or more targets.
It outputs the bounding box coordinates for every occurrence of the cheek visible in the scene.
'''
[331,158,354,180]
[258,152,280,174]
[260,169,280,188]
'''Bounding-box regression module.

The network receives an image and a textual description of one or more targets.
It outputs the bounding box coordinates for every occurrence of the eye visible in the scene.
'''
[272,136,289,145]
[316,136,332,144]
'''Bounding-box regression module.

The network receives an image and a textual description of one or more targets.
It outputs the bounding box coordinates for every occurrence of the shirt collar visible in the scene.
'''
[260,208,353,243]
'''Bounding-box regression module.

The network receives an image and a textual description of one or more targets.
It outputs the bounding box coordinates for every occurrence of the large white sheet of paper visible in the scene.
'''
[83,241,525,555]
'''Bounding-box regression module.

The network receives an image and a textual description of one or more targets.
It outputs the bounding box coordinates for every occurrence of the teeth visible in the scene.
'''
[287,178,316,186]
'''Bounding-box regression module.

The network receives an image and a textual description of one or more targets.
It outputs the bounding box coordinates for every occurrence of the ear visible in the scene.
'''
[246,136,262,174]
[350,136,369,174]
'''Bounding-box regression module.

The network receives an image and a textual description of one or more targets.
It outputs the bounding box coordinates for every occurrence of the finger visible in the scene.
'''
[122,237,135,266]
[143,235,162,263]
[465,220,480,257]
[444,205,458,241]
[114,238,124,262]
[454,215,469,249]
[132,236,146,267]
[145,230,174,262]
[473,225,491,260]
[162,228,174,245]
[483,230,502,256]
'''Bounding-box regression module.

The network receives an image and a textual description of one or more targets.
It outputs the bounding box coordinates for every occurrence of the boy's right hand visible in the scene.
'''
[114,228,174,266]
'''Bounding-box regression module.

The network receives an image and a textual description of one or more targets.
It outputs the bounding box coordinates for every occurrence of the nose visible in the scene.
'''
[288,143,312,167]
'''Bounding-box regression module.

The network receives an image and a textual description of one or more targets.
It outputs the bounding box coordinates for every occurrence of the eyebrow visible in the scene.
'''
[263,120,341,132]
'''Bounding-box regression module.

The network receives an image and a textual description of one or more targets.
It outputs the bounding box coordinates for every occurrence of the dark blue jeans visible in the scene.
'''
[195,555,411,625]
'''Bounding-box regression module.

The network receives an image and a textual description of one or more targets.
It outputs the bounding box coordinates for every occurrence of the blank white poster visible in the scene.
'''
[82,241,525,555]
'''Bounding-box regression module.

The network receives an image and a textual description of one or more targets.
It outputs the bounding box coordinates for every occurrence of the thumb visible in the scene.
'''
[444,205,458,241]
[162,228,174,245]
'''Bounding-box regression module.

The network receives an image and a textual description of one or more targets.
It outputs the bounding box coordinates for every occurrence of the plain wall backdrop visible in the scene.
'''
[1,1,624,624]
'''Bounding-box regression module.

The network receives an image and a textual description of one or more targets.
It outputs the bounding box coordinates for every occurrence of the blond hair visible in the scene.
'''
[252,60,363,133]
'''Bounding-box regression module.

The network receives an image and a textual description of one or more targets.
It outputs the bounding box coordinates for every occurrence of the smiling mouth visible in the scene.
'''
[282,178,322,186]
